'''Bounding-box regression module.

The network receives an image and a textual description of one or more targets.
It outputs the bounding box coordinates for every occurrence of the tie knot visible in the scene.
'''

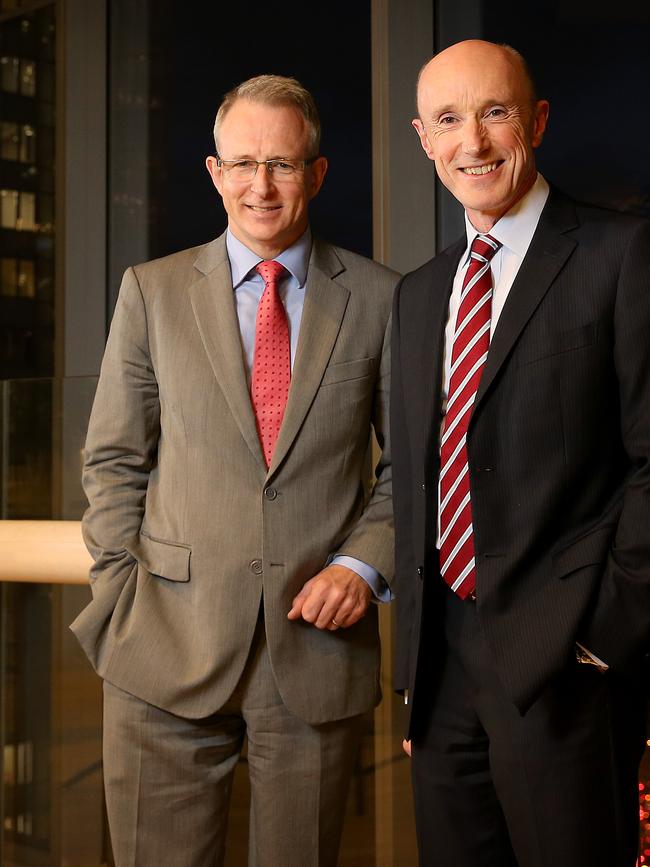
[256,259,286,285]
[470,234,501,263]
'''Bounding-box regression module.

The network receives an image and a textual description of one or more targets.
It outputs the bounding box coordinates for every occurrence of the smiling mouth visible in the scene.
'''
[246,204,281,212]
[461,162,501,176]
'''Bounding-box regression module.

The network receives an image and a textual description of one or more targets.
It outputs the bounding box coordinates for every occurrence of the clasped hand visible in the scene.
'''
[287,564,372,631]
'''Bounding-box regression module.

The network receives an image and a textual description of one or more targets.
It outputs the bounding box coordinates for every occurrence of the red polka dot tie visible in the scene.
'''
[439,233,501,599]
[251,260,290,467]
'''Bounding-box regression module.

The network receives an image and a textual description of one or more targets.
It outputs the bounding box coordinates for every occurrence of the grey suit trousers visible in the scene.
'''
[102,620,364,867]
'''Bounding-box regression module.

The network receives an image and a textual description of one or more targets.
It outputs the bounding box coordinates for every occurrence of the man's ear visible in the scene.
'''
[412,118,435,161]
[307,156,328,200]
[205,155,223,195]
[531,100,550,149]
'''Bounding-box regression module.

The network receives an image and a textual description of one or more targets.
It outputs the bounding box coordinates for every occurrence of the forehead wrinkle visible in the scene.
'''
[418,42,532,117]
[226,153,294,160]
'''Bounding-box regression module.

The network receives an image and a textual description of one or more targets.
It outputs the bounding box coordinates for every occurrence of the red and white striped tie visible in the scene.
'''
[439,233,501,599]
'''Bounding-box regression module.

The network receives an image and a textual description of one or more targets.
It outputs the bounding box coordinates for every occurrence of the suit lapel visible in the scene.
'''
[473,190,579,411]
[189,235,267,474]
[268,240,349,475]
[418,240,465,463]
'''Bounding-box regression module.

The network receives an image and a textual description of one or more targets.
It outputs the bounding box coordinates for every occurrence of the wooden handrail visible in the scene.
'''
[0,521,91,584]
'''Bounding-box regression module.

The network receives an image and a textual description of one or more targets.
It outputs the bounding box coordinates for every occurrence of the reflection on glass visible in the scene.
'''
[2,582,51,853]
[17,260,34,297]
[19,59,35,96]
[1,258,17,296]
[37,193,53,233]
[0,122,19,160]
[1,123,36,163]
[17,191,35,231]
[0,3,56,380]
[0,191,37,231]
[0,259,34,297]
[20,124,35,163]
[0,189,19,229]
[0,55,19,92]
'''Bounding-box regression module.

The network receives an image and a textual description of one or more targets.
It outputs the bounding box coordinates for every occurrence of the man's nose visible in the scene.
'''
[462,119,489,156]
[250,163,274,195]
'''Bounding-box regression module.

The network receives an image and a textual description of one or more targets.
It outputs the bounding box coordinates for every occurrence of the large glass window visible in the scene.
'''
[0,3,56,379]
[1,122,36,163]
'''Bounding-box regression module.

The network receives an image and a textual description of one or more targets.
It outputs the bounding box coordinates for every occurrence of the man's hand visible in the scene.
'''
[287,564,372,630]
[403,739,412,757]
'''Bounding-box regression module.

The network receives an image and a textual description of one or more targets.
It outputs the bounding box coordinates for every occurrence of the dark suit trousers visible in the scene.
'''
[102,619,363,867]
[410,587,646,867]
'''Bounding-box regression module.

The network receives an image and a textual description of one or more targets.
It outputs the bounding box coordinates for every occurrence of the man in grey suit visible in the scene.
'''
[71,75,398,866]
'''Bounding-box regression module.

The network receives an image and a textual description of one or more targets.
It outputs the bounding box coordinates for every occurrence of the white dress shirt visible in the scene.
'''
[441,173,550,411]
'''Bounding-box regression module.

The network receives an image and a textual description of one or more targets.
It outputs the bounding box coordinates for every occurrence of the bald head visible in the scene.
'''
[416,40,536,119]
[412,39,549,231]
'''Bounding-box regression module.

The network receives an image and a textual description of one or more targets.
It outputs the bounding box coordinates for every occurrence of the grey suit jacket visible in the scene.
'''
[71,233,399,723]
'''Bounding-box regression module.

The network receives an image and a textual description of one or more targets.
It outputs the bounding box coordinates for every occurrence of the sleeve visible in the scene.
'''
[579,219,650,672]
[334,312,395,584]
[329,554,393,602]
[81,266,161,595]
[389,278,419,693]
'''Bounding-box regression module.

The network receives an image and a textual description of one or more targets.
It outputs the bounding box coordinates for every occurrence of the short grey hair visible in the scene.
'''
[213,74,321,158]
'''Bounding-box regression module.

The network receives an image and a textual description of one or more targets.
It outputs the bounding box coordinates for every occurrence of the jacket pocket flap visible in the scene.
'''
[137,533,191,582]
[519,322,597,367]
[321,357,373,386]
[552,525,613,579]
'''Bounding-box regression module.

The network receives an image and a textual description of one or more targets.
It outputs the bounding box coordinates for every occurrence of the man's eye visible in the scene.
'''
[234,160,255,170]
[439,115,456,125]
[486,108,506,118]
[272,161,297,173]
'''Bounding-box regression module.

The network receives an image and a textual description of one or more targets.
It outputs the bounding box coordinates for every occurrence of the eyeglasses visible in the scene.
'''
[216,156,317,181]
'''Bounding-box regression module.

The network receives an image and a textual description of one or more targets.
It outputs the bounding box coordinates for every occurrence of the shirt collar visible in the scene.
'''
[226,227,312,289]
[462,173,550,261]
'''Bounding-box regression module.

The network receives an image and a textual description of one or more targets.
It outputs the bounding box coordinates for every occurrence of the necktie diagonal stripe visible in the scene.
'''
[445,353,490,416]
[454,290,493,340]
[449,319,491,380]
[439,233,501,599]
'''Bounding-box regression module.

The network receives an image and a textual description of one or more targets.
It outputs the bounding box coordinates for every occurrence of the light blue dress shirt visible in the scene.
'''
[225,228,391,602]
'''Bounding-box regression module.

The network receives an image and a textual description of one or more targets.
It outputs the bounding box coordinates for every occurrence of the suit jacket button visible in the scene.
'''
[264,487,278,500]
[250,559,263,575]
[417,566,423,579]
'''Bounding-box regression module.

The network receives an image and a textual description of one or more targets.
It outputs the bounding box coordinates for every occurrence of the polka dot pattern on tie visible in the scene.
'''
[251,260,291,467]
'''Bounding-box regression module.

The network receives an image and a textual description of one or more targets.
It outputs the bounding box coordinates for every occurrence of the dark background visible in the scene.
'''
[108,1,650,266]
[134,0,374,261]
[436,0,650,247]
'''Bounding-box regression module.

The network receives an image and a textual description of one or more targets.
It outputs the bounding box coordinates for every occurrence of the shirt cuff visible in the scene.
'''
[329,554,393,602]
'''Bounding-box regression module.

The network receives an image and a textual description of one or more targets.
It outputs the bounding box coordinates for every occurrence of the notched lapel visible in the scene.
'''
[419,242,465,460]
[474,193,579,411]
[268,241,350,476]
[189,236,267,474]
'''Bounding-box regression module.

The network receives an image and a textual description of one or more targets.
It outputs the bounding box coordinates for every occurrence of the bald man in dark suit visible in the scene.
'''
[391,39,649,867]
